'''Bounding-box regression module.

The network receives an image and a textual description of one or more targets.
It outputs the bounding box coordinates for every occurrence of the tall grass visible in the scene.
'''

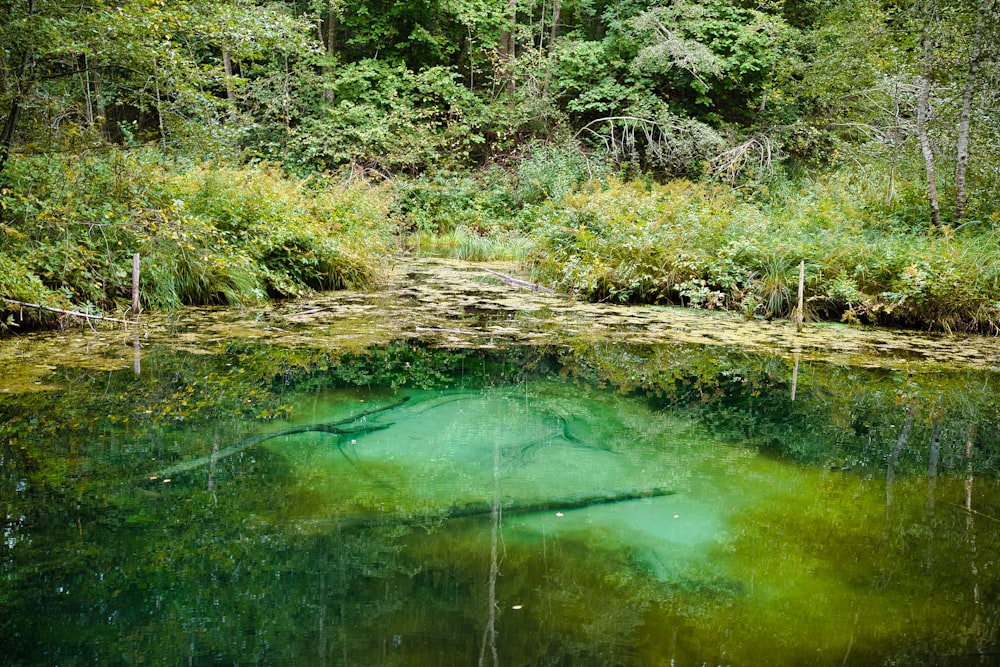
[0,150,395,327]
[529,172,1000,333]
[405,227,531,261]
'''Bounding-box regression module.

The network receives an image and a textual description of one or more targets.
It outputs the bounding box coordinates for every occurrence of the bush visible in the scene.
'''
[528,171,1000,332]
[0,150,396,319]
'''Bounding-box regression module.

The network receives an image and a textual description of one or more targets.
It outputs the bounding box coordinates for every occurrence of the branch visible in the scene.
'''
[483,269,556,293]
[575,115,680,139]
[1,297,132,324]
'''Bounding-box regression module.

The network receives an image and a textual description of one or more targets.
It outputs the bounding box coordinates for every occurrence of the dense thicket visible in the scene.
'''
[2,0,999,331]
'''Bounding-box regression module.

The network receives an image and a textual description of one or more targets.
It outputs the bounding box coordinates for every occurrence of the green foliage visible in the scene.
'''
[513,140,601,205]
[0,254,65,329]
[0,0,313,162]
[0,150,395,319]
[560,340,1000,473]
[609,0,799,124]
[244,60,488,173]
[529,171,1000,332]
[395,171,506,235]
[2,0,999,335]
[393,142,599,260]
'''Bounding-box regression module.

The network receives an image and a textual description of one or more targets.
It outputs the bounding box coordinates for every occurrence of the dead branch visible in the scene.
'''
[711,135,778,184]
[2,297,132,325]
[483,268,556,293]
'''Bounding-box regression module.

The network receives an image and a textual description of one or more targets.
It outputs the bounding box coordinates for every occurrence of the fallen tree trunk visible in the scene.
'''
[483,268,556,294]
[143,396,411,482]
[446,486,674,518]
[348,487,676,528]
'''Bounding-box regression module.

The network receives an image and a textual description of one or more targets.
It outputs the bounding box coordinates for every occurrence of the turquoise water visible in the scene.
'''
[1,341,998,665]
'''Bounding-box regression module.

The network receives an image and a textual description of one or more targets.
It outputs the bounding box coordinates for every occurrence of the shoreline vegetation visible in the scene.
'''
[1,147,998,336]
[3,2,999,337]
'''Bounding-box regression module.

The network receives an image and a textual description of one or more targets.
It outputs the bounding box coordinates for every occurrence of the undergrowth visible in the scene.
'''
[0,149,395,329]
[528,172,1000,334]
[2,145,998,335]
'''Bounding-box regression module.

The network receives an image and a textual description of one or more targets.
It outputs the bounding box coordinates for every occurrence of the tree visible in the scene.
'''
[798,0,1000,227]
[0,0,311,169]
[916,0,942,227]
[954,0,999,221]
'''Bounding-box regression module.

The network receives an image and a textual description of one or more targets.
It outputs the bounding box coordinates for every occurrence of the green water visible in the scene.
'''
[2,339,999,666]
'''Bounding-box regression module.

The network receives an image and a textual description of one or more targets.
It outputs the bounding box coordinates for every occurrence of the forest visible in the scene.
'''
[2,0,999,333]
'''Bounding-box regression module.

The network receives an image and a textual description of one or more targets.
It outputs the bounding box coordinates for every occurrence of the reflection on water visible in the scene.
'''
[1,340,999,666]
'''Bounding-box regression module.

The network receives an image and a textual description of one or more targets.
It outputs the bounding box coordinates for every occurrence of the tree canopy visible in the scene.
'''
[2,0,993,193]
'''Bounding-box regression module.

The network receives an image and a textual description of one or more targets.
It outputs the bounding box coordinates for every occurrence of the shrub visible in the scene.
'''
[528,171,1000,332]
[0,150,395,319]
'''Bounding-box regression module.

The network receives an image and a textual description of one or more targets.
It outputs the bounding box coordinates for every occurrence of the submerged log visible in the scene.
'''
[446,486,675,519]
[350,487,676,528]
[143,396,411,482]
[2,297,133,325]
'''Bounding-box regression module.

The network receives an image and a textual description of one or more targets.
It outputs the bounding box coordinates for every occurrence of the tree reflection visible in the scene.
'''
[1,338,999,664]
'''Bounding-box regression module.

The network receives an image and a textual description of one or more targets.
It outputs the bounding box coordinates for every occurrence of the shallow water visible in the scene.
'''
[2,333,998,666]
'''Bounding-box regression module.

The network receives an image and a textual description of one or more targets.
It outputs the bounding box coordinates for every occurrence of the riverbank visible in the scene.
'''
[4,258,998,400]
[2,151,998,336]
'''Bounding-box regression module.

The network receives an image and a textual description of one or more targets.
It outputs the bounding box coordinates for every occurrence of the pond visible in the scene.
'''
[2,259,999,666]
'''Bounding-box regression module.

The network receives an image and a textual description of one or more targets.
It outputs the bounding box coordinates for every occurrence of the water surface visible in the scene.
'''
[4,259,1000,665]
[2,333,998,666]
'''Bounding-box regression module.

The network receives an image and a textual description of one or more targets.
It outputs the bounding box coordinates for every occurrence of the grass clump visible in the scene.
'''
[406,227,530,262]
[528,172,1000,333]
[0,150,395,327]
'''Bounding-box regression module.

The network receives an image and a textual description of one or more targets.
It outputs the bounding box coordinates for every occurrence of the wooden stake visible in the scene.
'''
[795,259,805,333]
[132,252,141,322]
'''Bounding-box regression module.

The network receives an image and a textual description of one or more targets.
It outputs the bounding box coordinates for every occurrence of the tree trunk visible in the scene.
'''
[79,54,94,126]
[954,0,997,221]
[143,396,411,482]
[0,95,21,176]
[222,50,237,104]
[884,406,914,539]
[154,66,166,150]
[0,0,34,177]
[323,1,338,104]
[954,52,978,222]
[499,0,518,95]
[925,420,942,569]
[964,426,984,653]
[916,28,941,227]
[549,0,561,49]
[93,61,107,139]
[478,439,500,667]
